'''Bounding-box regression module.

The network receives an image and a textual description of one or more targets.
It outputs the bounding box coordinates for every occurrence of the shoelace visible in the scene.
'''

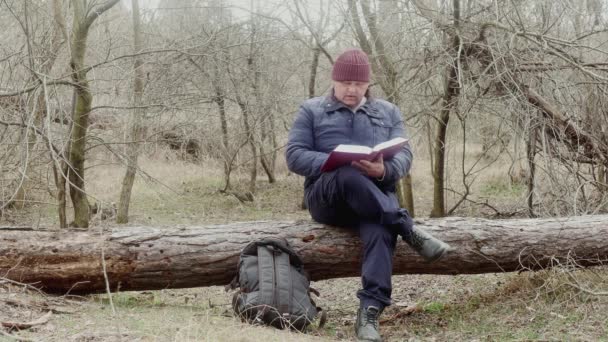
[404,230,428,249]
[411,231,429,249]
[365,309,379,328]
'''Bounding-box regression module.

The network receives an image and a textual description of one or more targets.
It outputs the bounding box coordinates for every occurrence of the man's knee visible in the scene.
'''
[335,166,369,192]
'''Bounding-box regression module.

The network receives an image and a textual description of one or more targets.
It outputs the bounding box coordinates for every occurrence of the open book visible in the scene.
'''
[320,137,409,172]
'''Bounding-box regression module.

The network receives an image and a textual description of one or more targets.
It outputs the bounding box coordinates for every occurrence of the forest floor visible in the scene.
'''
[1,153,607,341]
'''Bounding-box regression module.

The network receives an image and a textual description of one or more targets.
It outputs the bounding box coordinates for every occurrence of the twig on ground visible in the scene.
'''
[1,311,52,331]
[0,277,46,296]
[565,268,608,296]
[566,281,608,296]
[380,304,421,324]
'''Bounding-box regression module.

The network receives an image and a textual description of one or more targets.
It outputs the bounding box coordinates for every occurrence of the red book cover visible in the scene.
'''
[320,138,408,172]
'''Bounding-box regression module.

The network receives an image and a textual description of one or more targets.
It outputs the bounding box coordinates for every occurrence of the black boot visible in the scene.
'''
[403,226,450,263]
[355,306,382,342]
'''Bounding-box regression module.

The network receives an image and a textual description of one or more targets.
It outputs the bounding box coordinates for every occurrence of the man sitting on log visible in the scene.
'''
[286,48,451,341]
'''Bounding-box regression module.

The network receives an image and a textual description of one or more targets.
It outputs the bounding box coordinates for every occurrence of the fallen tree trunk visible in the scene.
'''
[1,215,607,294]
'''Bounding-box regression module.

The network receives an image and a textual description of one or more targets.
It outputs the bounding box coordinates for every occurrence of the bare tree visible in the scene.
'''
[117,0,145,224]
[0,0,67,212]
[67,0,121,228]
[2,0,608,229]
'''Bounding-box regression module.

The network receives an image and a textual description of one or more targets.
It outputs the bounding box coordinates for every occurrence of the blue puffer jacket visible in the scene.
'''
[286,95,413,192]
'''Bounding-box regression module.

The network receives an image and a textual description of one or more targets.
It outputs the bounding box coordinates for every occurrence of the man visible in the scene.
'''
[286,48,450,341]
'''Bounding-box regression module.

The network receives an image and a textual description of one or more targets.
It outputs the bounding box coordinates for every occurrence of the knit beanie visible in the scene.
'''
[331,49,371,82]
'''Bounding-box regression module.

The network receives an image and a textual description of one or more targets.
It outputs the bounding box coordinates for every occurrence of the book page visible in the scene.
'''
[372,137,407,152]
[334,144,373,154]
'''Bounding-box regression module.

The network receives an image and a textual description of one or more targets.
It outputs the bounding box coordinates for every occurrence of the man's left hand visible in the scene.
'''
[352,154,385,179]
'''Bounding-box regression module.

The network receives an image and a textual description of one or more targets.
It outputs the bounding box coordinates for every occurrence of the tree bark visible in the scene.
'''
[430,0,461,218]
[214,83,231,191]
[236,99,258,196]
[430,63,458,217]
[308,47,321,98]
[526,123,538,217]
[400,175,416,217]
[52,161,69,229]
[117,0,145,224]
[1,215,607,294]
[68,0,121,228]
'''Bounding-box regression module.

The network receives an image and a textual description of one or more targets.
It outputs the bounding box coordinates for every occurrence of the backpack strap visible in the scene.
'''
[255,238,303,269]
[273,249,292,316]
[225,275,238,291]
[257,245,275,308]
[317,307,327,328]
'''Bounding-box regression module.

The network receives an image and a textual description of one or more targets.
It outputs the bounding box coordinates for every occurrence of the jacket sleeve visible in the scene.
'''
[379,105,413,186]
[285,104,329,178]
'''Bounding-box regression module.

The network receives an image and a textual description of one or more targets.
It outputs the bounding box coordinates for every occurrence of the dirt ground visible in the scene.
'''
[2,270,607,341]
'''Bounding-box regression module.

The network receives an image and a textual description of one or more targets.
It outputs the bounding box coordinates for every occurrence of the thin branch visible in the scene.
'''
[0,80,75,97]
[84,0,121,28]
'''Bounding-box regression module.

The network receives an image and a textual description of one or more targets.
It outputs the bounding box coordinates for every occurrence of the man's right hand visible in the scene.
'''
[352,154,385,179]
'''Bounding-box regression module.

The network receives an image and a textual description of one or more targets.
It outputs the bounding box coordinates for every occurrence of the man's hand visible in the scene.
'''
[352,154,385,179]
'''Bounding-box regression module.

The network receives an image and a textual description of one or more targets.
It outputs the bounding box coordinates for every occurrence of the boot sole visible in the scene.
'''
[356,329,383,342]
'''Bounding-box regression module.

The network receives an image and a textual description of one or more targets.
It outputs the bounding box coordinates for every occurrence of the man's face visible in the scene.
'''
[333,80,370,108]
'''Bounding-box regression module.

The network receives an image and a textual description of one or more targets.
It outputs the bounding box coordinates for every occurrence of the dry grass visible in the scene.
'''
[7,268,607,341]
[27,288,326,341]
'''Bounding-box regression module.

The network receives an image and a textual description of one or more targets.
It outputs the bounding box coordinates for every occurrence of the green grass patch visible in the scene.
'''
[480,179,525,197]
[423,301,448,314]
[94,292,170,308]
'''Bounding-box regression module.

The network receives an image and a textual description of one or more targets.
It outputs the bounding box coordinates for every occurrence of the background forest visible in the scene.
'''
[1,0,608,341]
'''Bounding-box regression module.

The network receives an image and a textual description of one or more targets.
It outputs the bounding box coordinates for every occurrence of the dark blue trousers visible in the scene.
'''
[305,166,413,309]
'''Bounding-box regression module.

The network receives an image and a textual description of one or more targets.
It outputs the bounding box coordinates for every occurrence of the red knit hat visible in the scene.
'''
[331,49,371,82]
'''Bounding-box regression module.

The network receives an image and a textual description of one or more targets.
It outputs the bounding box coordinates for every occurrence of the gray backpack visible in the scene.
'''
[228,237,324,331]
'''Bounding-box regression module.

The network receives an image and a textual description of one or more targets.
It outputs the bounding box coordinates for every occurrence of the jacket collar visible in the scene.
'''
[322,95,382,118]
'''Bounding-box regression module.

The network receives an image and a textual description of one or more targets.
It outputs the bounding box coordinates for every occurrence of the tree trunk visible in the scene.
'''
[398,175,416,217]
[598,164,607,193]
[244,8,259,194]
[260,110,277,183]
[526,123,538,217]
[237,101,258,196]
[67,0,120,228]
[269,113,277,173]
[52,89,76,229]
[195,49,232,192]
[259,151,276,183]
[1,215,607,294]
[68,16,93,228]
[308,47,321,98]
[215,87,231,191]
[430,0,461,218]
[430,88,452,218]
[51,161,68,228]
[258,114,276,184]
[117,0,145,224]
